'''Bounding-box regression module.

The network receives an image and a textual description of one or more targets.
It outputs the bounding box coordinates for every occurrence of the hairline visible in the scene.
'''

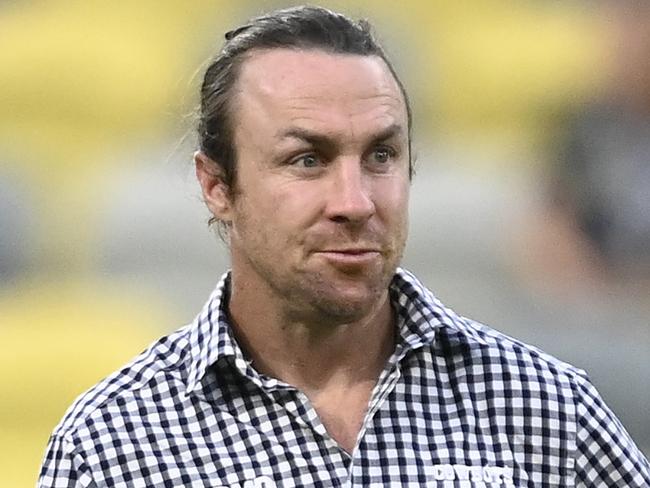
[225,46,413,185]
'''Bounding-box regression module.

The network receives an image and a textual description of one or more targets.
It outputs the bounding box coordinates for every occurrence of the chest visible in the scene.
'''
[310,383,376,453]
[86,358,578,487]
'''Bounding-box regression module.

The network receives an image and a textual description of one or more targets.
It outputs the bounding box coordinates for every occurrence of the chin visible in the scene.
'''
[307,280,388,323]
[314,299,376,324]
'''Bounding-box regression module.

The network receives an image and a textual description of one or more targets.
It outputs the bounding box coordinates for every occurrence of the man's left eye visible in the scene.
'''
[371,147,395,164]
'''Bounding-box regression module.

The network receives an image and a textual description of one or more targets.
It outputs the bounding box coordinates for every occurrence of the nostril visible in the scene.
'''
[330,215,349,224]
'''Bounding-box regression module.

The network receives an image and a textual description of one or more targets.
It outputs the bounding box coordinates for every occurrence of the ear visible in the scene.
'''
[194,150,233,223]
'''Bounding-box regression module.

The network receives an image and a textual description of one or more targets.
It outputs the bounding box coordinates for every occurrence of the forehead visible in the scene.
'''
[232,48,408,133]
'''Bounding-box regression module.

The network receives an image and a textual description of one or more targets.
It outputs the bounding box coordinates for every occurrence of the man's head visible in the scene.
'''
[196,5,412,207]
[195,6,411,323]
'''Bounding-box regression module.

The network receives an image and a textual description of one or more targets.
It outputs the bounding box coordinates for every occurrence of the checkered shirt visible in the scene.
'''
[39,268,650,487]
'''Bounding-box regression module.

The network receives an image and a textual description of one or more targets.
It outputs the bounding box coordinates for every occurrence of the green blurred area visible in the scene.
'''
[0,1,611,485]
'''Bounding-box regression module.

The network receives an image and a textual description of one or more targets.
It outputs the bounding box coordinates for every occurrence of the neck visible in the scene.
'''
[226,271,396,394]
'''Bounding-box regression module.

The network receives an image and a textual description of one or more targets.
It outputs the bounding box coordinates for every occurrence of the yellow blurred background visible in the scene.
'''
[1,1,648,486]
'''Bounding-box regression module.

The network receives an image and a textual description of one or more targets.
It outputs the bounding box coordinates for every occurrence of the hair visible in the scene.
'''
[197,5,412,227]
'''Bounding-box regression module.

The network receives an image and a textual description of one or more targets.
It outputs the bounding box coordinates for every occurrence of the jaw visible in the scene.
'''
[282,255,397,325]
[228,213,407,327]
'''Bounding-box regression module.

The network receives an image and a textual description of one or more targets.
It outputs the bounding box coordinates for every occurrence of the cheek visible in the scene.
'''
[237,182,323,242]
[375,179,410,219]
[276,182,325,221]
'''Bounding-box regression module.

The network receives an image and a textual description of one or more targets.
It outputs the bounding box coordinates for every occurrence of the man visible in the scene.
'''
[39,6,649,487]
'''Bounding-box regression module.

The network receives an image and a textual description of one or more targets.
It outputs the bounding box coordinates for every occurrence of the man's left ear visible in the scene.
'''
[194,150,233,223]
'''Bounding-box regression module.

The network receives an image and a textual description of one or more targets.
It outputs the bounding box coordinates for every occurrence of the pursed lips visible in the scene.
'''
[320,248,380,253]
[313,248,383,265]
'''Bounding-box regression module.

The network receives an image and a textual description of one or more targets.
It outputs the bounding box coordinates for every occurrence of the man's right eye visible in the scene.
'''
[291,154,320,168]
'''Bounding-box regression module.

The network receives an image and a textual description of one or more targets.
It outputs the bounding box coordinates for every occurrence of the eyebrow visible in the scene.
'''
[277,123,405,147]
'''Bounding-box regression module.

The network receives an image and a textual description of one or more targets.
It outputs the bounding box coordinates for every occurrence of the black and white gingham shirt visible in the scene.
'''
[39,269,650,487]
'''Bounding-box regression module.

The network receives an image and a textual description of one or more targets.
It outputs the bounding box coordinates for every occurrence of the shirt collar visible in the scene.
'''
[390,268,488,352]
[185,268,488,394]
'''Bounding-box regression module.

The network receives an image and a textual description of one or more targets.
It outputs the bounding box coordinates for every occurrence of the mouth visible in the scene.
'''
[314,249,382,266]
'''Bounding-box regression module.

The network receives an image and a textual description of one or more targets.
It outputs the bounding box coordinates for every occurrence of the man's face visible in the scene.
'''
[206,48,410,323]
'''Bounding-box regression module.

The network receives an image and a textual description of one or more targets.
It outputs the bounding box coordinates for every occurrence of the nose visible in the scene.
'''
[325,158,375,224]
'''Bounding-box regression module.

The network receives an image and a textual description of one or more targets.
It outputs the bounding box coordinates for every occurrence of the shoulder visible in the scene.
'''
[397,268,586,383]
[432,307,591,401]
[397,269,589,397]
[460,315,585,379]
[437,318,650,484]
[51,323,194,441]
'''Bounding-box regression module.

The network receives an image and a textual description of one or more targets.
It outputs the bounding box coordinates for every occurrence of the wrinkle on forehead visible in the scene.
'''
[233,49,408,145]
[281,97,403,143]
[284,92,402,118]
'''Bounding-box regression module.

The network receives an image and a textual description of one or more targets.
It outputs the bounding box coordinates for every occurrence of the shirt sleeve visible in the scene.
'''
[38,434,97,488]
[572,371,650,487]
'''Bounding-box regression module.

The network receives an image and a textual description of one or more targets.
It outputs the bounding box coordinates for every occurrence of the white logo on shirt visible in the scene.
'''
[431,464,515,486]
[214,475,276,488]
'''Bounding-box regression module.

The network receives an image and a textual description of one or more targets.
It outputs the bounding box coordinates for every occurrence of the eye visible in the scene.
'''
[291,153,320,168]
[370,146,396,164]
